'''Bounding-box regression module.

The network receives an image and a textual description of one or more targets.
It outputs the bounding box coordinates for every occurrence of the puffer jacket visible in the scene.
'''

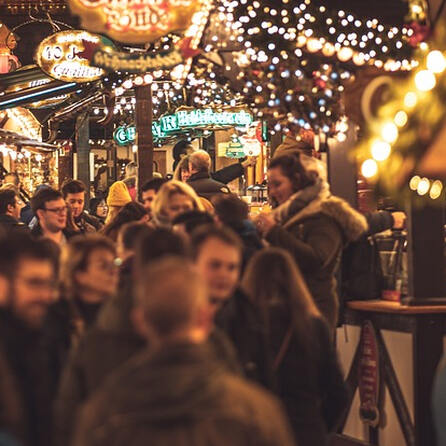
[267,194,367,332]
[72,343,296,446]
[187,171,230,200]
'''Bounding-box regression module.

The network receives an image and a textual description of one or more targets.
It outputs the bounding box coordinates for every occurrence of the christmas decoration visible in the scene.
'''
[353,28,446,204]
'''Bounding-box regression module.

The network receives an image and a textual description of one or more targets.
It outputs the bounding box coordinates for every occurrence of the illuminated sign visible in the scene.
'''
[68,0,203,44]
[6,76,69,109]
[91,45,184,73]
[35,31,111,83]
[113,109,253,145]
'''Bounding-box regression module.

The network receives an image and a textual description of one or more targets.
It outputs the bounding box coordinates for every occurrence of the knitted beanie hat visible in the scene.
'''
[106,181,132,207]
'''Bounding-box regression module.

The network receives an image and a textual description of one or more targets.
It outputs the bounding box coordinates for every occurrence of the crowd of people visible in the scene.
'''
[0,147,404,446]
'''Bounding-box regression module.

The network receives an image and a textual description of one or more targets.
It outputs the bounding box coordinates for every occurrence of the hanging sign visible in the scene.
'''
[161,109,253,131]
[113,108,253,145]
[358,320,382,427]
[35,31,113,83]
[68,0,203,45]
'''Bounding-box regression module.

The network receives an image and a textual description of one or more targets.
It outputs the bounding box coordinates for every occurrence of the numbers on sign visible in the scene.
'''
[43,45,64,61]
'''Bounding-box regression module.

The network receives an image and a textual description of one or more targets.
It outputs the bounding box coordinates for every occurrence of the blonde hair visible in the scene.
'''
[152,180,204,223]
[104,205,122,225]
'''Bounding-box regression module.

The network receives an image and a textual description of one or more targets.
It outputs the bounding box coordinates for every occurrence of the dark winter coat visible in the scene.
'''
[0,214,29,235]
[0,310,54,446]
[212,163,244,184]
[187,171,230,200]
[30,223,76,242]
[43,297,102,387]
[266,307,348,446]
[266,195,367,332]
[215,288,269,385]
[74,211,103,233]
[72,342,296,446]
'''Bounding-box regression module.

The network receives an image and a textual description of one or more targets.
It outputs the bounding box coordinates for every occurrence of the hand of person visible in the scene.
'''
[242,156,258,168]
[391,211,406,230]
[254,212,276,235]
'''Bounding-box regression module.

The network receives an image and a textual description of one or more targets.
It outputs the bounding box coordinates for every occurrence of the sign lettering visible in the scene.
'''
[35,31,112,83]
[68,0,203,44]
[113,108,254,146]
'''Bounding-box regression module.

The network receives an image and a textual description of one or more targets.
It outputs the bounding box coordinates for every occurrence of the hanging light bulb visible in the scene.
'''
[361,159,378,178]
[371,140,391,161]
[427,50,446,73]
[337,47,353,62]
[415,70,436,91]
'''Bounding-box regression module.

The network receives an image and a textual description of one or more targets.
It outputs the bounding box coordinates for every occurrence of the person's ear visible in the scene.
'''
[36,209,44,221]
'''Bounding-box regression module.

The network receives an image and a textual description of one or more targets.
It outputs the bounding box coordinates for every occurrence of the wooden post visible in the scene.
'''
[75,113,90,205]
[135,84,153,196]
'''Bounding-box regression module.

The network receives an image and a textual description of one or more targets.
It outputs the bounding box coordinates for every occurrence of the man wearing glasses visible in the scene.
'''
[0,233,58,446]
[30,188,72,245]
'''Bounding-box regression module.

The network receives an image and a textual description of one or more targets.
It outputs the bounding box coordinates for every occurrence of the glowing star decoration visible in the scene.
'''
[35,31,109,83]
[68,0,203,44]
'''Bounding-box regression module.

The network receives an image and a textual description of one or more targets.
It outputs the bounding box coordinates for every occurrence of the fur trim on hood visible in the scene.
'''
[283,195,368,244]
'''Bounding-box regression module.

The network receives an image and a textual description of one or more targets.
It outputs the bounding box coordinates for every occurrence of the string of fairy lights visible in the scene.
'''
[207,0,427,139]
[354,30,446,203]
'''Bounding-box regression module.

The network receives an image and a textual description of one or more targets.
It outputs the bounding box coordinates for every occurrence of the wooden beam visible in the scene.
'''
[135,84,153,196]
[75,113,90,206]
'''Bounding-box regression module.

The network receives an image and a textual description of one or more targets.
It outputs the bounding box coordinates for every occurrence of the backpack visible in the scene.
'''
[342,235,384,301]
[337,235,384,326]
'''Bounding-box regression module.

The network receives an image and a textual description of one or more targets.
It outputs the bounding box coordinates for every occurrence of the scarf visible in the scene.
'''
[272,176,331,225]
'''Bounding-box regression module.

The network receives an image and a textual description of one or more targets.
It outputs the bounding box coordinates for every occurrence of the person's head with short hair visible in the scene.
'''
[31,188,67,234]
[191,224,242,306]
[61,179,86,219]
[152,180,204,226]
[60,234,118,304]
[133,257,211,344]
[0,188,20,219]
[135,227,190,275]
[102,201,148,242]
[212,194,249,231]
[0,233,58,328]
[172,210,214,236]
[89,197,108,220]
[188,150,211,176]
[117,222,153,261]
[3,172,20,188]
[141,178,168,214]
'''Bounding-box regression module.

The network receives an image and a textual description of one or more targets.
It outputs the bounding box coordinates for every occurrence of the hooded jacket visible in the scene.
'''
[267,187,367,332]
[73,343,296,446]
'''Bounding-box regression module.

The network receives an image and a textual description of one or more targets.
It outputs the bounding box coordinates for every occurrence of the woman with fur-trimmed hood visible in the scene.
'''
[255,151,367,333]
